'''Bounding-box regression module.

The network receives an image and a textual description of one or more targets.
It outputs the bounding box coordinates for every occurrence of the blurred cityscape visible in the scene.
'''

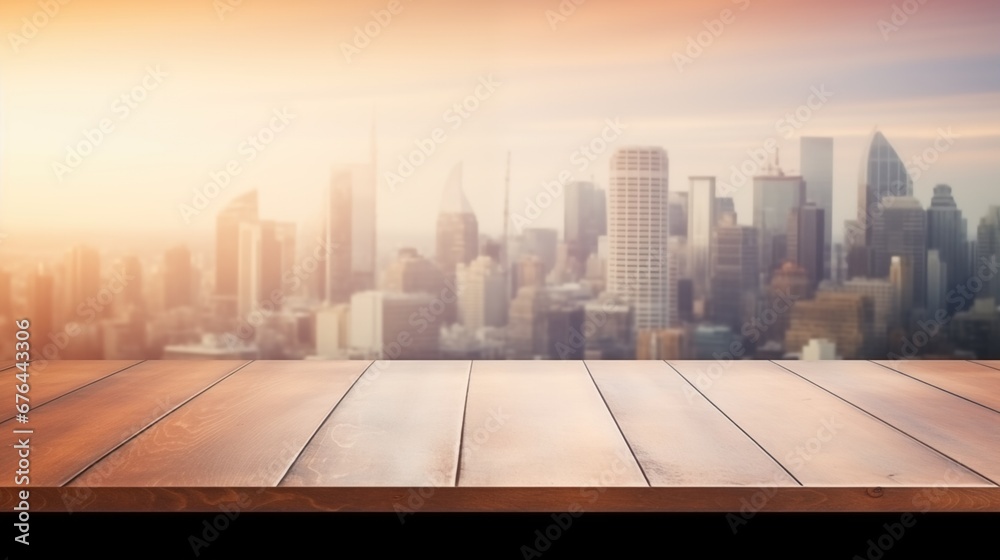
[2,129,998,362]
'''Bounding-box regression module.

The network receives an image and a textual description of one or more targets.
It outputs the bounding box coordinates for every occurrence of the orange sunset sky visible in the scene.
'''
[1,0,999,241]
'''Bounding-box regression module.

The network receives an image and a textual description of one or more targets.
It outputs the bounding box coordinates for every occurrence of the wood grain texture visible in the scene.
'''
[971,360,1000,372]
[1,360,141,422]
[668,361,990,487]
[457,361,647,487]
[281,361,469,487]
[0,360,248,487]
[71,361,371,487]
[0,361,13,370]
[6,487,1000,513]
[587,360,798,487]
[873,360,1000,413]
[777,360,1000,483]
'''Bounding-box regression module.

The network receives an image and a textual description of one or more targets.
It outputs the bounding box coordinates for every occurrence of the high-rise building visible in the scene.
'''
[714,197,736,224]
[872,196,927,307]
[768,262,812,343]
[237,220,285,320]
[692,324,737,360]
[353,122,379,292]
[607,146,672,330]
[637,328,689,360]
[565,181,606,269]
[787,204,825,292]
[824,277,895,356]
[800,137,834,279]
[163,246,193,311]
[456,255,507,331]
[857,130,913,246]
[927,249,948,315]
[583,299,633,359]
[546,301,586,359]
[688,176,716,300]
[349,291,439,360]
[977,206,1000,303]
[507,286,550,358]
[215,190,259,317]
[29,266,55,348]
[785,292,873,359]
[889,255,915,326]
[709,221,759,330]
[436,163,479,279]
[668,191,688,238]
[513,254,546,294]
[927,185,969,305]
[315,303,351,359]
[62,244,101,324]
[119,255,144,310]
[753,172,805,282]
[324,167,354,304]
[521,228,559,275]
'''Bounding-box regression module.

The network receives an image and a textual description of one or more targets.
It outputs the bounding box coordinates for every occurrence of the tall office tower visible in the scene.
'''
[349,291,439,360]
[324,167,354,304]
[768,262,812,343]
[800,137,834,279]
[29,266,55,347]
[565,181,607,269]
[857,130,913,246]
[693,324,737,359]
[383,248,450,295]
[714,197,736,224]
[215,190,259,317]
[513,254,546,294]
[237,220,285,320]
[436,163,479,280]
[315,303,351,359]
[456,255,507,330]
[275,222,297,284]
[62,244,101,324]
[785,292,873,359]
[687,176,716,300]
[546,301,586,359]
[353,120,379,292]
[709,221,759,330]
[507,286,550,358]
[521,228,559,275]
[872,196,927,307]
[676,278,694,322]
[163,246,193,310]
[889,255,914,326]
[753,172,806,282]
[927,249,948,314]
[787,204,826,292]
[0,269,11,319]
[583,299,634,359]
[927,184,969,306]
[668,191,689,238]
[977,206,1000,303]
[826,278,895,356]
[607,147,672,330]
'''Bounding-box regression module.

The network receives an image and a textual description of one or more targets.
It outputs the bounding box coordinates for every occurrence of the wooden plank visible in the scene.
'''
[1,360,141,422]
[7,487,1000,513]
[587,361,798,487]
[972,360,1000,372]
[874,360,1000,413]
[71,361,371,487]
[0,360,248,487]
[667,361,990,487]
[457,361,647,487]
[0,361,14,370]
[282,361,469,487]
[778,360,1000,483]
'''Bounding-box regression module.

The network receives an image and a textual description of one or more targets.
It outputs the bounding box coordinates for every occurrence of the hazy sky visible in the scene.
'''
[1,0,999,245]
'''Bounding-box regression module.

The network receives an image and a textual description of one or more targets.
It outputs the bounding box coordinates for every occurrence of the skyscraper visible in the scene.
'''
[565,181,606,268]
[237,220,285,320]
[977,206,1000,302]
[800,137,834,278]
[456,255,507,331]
[216,190,259,317]
[607,146,672,330]
[785,292,872,359]
[688,176,716,300]
[872,196,927,307]
[520,228,559,276]
[927,249,948,314]
[62,244,101,324]
[668,191,688,238]
[787,204,826,292]
[857,130,913,246]
[753,172,805,282]
[436,163,479,280]
[384,248,455,324]
[927,184,969,306]
[30,265,55,347]
[324,167,353,304]
[709,220,759,330]
[352,118,378,292]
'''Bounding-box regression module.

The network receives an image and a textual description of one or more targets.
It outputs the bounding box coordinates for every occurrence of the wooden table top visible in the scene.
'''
[2,360,998,512]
